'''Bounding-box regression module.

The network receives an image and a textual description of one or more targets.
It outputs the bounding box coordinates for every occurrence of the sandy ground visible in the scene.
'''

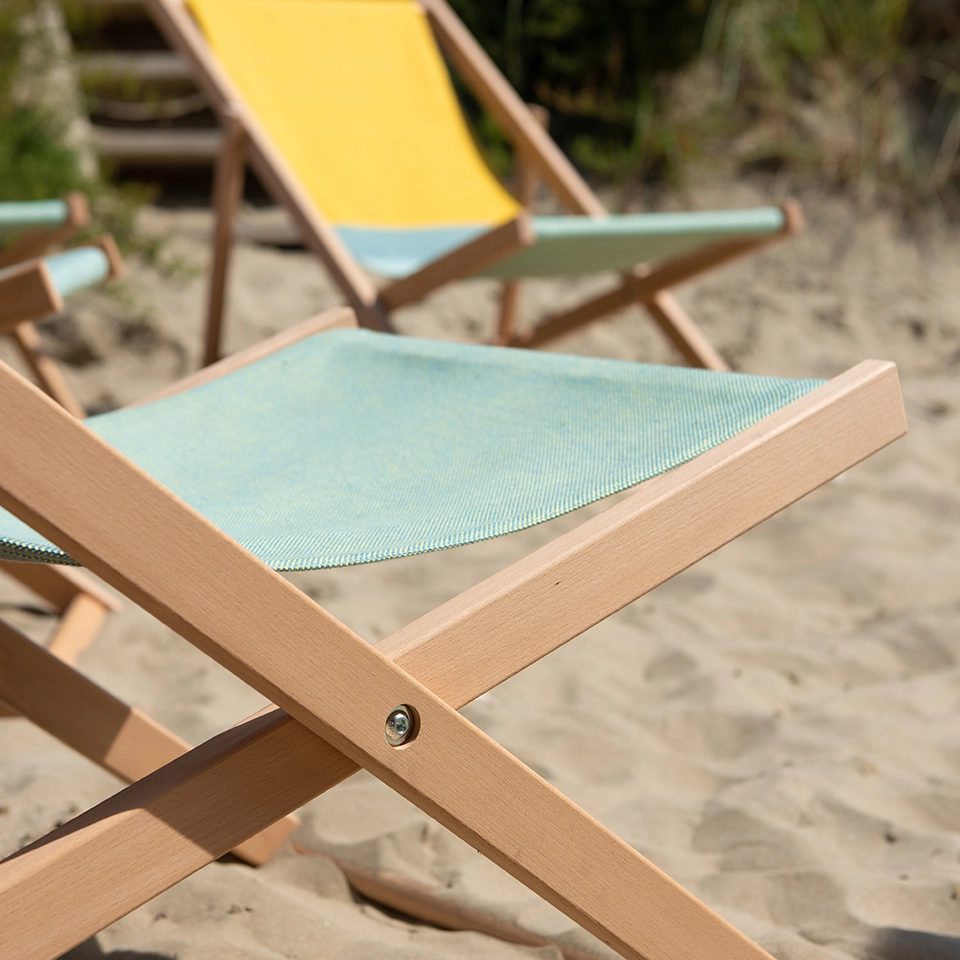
[1,177,959,960]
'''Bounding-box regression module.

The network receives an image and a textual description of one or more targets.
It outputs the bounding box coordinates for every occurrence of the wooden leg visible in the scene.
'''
[495,106,547,345]
[507,278,637,349]
[495,280,523,344]
[509,206,803,364]
[644,292,729,372]
[204,113,247,367]
[0,618,298,868]
[45,592,109,665]
[378,215,533,312]
[0,560,121,614]
[10,321,86,418]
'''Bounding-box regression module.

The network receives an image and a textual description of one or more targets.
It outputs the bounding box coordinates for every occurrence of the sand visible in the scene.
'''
[1,177,959,960]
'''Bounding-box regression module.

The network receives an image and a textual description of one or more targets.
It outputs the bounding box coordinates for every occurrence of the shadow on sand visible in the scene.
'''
[59,940,172,960]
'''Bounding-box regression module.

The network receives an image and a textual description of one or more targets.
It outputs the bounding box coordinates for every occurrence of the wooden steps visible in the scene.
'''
[73,1,218,167]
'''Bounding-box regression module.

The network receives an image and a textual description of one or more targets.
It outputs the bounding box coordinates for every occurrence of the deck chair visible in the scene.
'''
[0,305,905,960]
[0,238,123,418]
[146,0,802,370]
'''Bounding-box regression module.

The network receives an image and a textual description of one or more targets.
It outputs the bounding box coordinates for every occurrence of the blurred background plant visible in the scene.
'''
[3,0,960,221]
[0,0,149,246]
[454,0,960,216]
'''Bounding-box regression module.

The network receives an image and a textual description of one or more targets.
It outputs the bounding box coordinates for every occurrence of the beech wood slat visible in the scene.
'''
[510,202,802,363]
[0,357,905,960]
[0,618,298,868]
[0,261,62,333]
[0,559,120,613]
[44,593,109,665]
[10,321,86,419]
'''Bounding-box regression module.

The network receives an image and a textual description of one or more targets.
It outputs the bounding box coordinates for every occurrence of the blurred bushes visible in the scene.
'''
[453,0,711,185]
[0,0,91,201]
[453,0,960,214]
[2,0,959,218]
[0,0,146,245]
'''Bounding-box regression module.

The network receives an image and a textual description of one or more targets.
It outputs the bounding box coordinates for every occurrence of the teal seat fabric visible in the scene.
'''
[336,208,784,280]
[44,246,111,298]
[0,199,70,238]
[0,246,110,299]
[0,329,823,571]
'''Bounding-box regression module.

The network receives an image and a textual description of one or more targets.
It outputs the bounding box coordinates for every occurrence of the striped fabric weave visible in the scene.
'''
[0,330,823,570]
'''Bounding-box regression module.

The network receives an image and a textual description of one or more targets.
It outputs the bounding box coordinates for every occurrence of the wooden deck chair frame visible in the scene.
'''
[146,0,801,371]
[0,237,123,419]
[0,305,905,960]
[0,258,301,867]
[0,240,121,726]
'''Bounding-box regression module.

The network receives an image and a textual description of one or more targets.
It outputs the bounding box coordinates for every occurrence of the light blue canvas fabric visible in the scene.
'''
[0,329,824,571]
[0,199,69,237]
[0,246,110,299]
[43,246,111,298]
[336,208,784,280]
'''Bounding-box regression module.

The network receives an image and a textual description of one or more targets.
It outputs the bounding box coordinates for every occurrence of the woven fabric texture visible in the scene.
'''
[337,208,784,280]
[0,330,824,571]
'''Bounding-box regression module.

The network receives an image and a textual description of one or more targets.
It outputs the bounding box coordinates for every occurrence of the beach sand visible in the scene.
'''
[1,179,959,960]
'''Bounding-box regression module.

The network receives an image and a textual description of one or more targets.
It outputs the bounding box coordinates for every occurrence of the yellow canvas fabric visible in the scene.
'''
[189,0,519,227]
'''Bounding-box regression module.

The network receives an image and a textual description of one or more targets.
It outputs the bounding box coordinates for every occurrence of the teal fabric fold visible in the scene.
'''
[44,246,111,298]
[0,199,69,237]
[336,207,785,280]
[0,329,823,571]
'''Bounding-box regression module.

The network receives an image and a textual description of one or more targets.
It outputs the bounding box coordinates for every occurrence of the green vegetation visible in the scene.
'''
[0,0,147,246]
[2,1,959,218]
[453,0,960,214]
[0,0,89,201]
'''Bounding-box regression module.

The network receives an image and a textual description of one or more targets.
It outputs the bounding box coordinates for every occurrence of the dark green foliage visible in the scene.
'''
[452,0,960,212]
[451,0,711,184]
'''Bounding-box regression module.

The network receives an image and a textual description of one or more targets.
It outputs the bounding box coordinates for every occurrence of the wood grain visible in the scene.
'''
[0,260,62,332]
[0,618,297,867]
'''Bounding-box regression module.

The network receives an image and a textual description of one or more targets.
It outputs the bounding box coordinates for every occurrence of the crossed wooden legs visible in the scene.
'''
[0,350,905,960]
[506,204,805,370]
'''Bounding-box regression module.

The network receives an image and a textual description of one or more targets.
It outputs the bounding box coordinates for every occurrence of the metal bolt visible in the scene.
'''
[385,705,416,746]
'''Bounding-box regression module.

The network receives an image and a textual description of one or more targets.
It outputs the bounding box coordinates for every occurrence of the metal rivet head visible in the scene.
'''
[385,705,416,746]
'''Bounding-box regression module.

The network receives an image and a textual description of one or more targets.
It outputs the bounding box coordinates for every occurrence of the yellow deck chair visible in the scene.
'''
[147,0,802,368]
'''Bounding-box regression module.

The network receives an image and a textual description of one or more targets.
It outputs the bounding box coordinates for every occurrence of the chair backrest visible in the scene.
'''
[189,0,520,228]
